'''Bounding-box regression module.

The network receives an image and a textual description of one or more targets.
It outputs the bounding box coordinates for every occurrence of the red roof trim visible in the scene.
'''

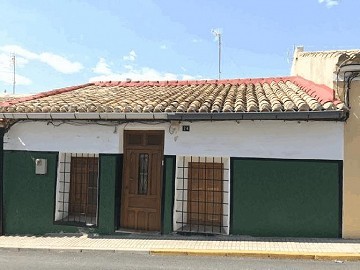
[292,76,336,103]
[0,83,94,107]
[93,77,299,87]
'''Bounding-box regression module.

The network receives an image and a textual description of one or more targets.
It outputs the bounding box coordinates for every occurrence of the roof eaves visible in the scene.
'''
[0,112,168,121]
[167,111,347,121]
[0,111,346,122]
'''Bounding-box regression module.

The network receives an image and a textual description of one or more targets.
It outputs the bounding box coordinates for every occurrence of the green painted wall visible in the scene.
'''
[3,151,78,234]
[162,155,175,234]
[97,154,119,234]
[231,158,341,238]
[3,151,120,235]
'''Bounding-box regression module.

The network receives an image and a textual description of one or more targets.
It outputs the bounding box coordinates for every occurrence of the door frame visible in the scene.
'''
[120,130,164,232]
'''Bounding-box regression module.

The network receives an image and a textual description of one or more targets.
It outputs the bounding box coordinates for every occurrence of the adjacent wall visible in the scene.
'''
[343,80,360,238]
[291,46,340,90]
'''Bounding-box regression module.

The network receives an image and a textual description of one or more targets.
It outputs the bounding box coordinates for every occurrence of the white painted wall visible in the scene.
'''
[5,120,344,160]
[4,121,120,153]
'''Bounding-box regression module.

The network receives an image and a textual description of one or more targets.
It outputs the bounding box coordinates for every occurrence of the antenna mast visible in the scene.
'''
[211,29,222,80]
[11,54,16,94]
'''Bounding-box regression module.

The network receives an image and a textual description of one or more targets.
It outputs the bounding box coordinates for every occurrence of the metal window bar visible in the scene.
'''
[181,156,185,233]
[55,153,99,227]
[138,153,149,195]
[175,156,229,235]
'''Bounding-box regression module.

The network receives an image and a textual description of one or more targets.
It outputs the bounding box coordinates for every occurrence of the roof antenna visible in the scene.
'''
[211,28,222,80]
[11,53,16,94]
[286,45,295,65]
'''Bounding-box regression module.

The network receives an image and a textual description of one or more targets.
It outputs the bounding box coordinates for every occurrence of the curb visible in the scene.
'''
[1,246,360,261]
[0,246,148,254]
[150,249,360,261]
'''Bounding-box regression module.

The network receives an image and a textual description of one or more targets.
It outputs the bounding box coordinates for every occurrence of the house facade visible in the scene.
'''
[0,75,348,238]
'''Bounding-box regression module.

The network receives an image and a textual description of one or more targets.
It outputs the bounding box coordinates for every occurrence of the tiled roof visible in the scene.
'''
[0,77,347,115]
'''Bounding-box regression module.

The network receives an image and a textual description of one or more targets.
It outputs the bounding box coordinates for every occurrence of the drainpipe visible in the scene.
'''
[336,64,360,109]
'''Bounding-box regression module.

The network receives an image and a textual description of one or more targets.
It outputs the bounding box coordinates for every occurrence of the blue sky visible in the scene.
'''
[0,0,359,94]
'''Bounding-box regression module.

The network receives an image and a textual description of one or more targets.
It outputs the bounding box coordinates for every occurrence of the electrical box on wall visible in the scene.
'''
[35,159,47,175]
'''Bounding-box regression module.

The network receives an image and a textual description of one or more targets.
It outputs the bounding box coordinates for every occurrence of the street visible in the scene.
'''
[0,249,359,270]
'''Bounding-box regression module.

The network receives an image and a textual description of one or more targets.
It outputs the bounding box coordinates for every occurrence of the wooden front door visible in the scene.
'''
[188,162,223,226]
[120,130,164,231]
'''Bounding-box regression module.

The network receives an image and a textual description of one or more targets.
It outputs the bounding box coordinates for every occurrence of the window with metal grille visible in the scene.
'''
[54,153,99,226]
[174,156,230,235]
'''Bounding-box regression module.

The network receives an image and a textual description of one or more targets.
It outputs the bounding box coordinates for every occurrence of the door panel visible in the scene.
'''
[121,131,164,231]
[188,162,223,226]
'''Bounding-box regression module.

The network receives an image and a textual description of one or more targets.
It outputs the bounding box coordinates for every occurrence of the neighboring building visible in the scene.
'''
[292,47,360,239]
[0,76,347,238]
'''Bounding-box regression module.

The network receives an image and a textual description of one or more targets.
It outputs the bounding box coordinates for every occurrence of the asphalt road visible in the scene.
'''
[0,249,359,270]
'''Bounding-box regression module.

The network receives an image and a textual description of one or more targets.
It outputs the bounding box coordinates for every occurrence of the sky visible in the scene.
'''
[0,0,359,94]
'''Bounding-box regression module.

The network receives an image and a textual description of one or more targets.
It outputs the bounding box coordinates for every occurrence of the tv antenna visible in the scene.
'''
[286,45,296,65]
[211,28,222,80]
[11,53,16,94]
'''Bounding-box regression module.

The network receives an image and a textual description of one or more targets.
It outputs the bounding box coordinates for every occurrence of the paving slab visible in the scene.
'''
[1,234,360,260]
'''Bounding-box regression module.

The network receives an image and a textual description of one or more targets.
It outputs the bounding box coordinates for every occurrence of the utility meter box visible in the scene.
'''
[35,158,47,175]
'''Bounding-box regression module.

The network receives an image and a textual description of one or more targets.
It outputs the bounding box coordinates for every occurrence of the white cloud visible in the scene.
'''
[160,44,167,50]
[318,0,340,8]
[123,50,137,61]
[0,45,37,60]
[39,52,83,74]
[89,66,201,82]
[15,56,30,68]
[0,44,83,74]
[0,72,32,86]
[0,54,12,71]
[124,64,134,70]
[92,58,112,75]
[0,53,32,86]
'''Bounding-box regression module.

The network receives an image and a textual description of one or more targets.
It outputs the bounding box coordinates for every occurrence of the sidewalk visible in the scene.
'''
[1,233,360,261]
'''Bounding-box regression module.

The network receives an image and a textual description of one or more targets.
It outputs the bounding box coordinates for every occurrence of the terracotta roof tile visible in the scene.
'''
[0,77,347,114]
